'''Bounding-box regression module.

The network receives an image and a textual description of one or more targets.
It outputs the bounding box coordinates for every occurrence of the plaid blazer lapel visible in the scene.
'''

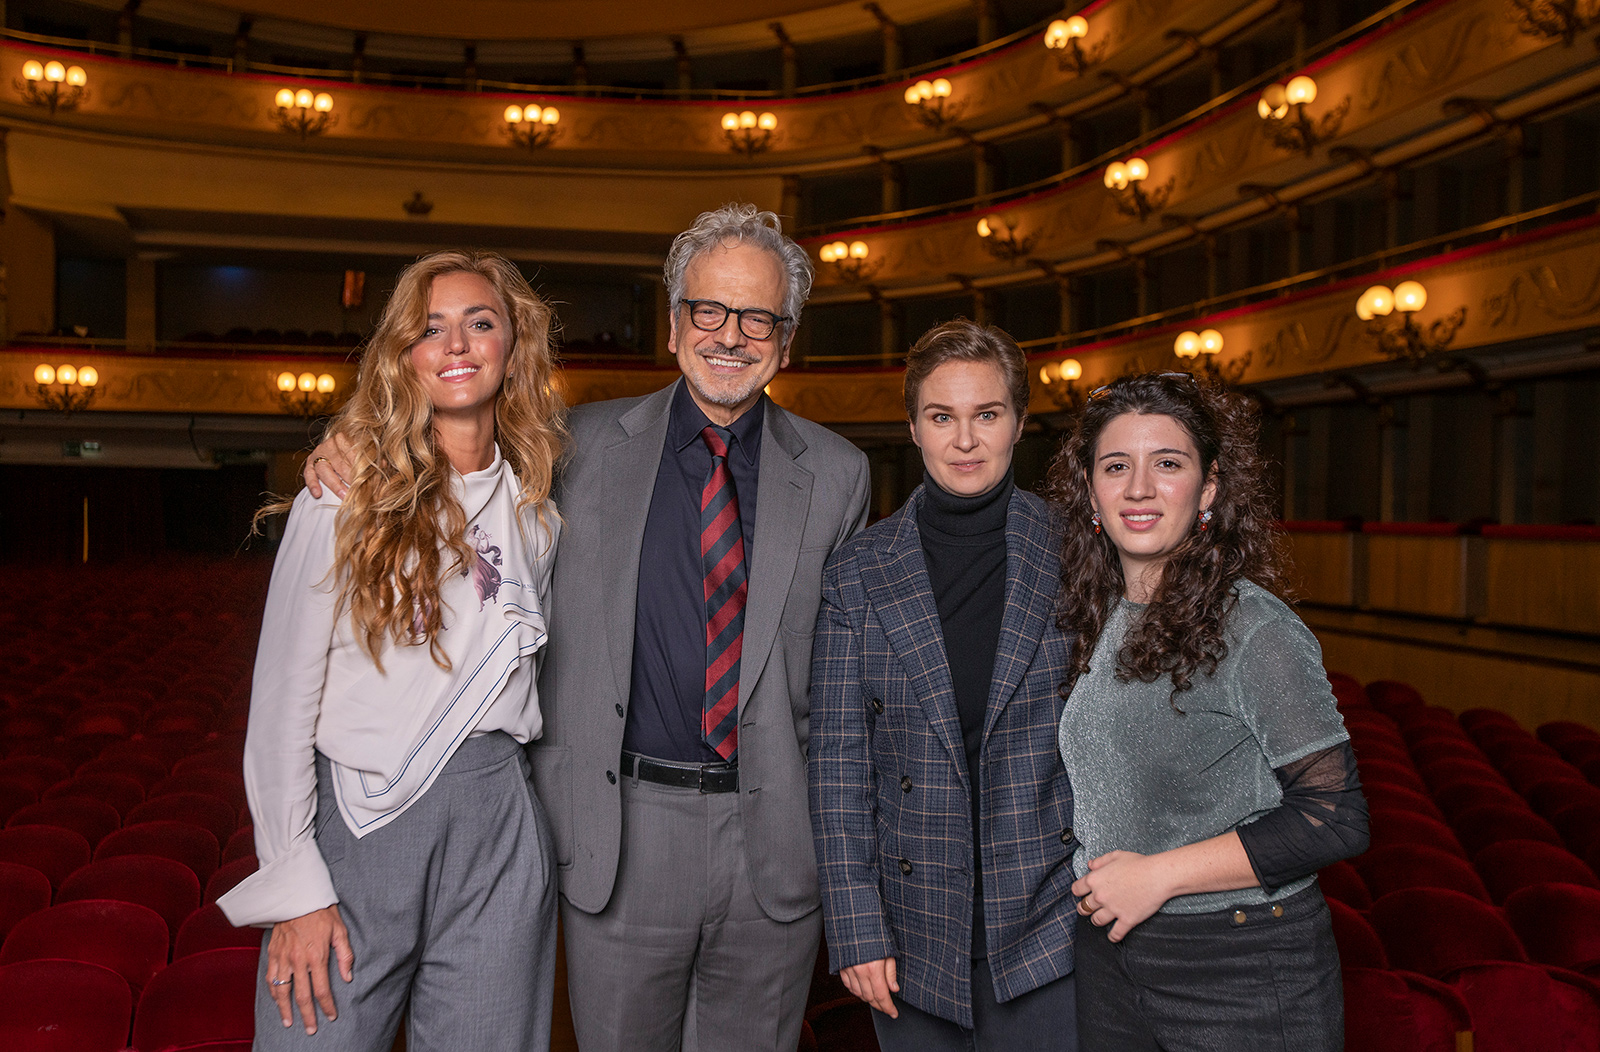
[858,497,969,790]
[981,491,1064,746]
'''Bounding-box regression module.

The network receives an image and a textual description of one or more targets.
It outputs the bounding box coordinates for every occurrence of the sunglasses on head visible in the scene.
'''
[1088,371,1197,400]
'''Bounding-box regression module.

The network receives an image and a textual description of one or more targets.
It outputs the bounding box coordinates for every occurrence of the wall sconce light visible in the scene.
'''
[1171,328,1250,383]
[272,88,335,139]
[976,215,1036,262]
[1258,75,1349,157]
[504,103,560,149]
[1355,281,1467,366]
[1510,0,1599,44]
[1104,158,1173,221]
[1173,329,1223,359]
[903,78,963,130]
[818,240,881,283]
[1043,16,1105,75]
[721,110,777,157]
[18,59,88,115]
[276,371,339,417]
[34,362,99,415]
[1038,357,1086,411]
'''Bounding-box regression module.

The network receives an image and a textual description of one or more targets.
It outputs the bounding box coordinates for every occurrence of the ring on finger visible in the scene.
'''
[269,977,292,986]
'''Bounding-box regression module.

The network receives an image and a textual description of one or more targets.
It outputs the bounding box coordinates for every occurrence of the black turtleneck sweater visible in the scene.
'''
[917,468,1012,961]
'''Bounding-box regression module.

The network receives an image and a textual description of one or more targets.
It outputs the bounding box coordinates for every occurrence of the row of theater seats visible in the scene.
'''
[0,559,269,1051]
[1327,674,1600,1052]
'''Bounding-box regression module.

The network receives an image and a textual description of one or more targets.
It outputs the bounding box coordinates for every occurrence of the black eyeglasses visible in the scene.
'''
[681,299,790,341]
[1088,371,1197,400]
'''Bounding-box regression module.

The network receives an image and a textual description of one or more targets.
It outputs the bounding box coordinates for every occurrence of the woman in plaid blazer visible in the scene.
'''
[808,320,1078,1051]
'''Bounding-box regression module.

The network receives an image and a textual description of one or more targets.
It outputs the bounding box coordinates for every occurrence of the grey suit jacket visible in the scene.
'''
[530,378,871,922]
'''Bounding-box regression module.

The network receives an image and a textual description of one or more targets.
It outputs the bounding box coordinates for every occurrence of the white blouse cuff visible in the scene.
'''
[215,839,339,929]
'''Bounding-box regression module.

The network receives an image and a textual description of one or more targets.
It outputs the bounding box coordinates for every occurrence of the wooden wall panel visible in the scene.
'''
[1485,539,1600,636]
[1284,532,1354,606]
[1364,536,1469,619]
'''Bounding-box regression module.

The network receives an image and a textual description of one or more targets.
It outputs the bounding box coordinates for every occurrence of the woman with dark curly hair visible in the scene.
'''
[1043,372,1367,1052]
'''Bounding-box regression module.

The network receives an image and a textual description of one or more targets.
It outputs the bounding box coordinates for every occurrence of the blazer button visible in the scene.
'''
[901,775,913,793]
[899,858,913,875]
[615,704,625,718]
[1061,827,1074,844]
[870,698,884,714]
[606,770,617,785]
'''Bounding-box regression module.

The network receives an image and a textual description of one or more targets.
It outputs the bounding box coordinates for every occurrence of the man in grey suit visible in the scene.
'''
[533,204,870,1051]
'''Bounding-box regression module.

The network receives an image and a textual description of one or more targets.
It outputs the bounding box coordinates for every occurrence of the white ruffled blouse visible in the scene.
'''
[219,447,557,927]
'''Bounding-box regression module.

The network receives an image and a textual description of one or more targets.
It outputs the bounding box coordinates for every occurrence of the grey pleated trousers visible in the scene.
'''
[254,732,558,1052]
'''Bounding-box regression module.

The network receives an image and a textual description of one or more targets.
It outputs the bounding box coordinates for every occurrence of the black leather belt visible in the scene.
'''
[621,751,739,794]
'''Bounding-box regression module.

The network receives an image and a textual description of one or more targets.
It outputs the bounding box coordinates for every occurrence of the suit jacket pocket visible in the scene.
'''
[528,743,574,867]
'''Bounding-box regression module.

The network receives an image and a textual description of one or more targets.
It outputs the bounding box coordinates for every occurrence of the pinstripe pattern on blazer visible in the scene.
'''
[807,484,1078,1028]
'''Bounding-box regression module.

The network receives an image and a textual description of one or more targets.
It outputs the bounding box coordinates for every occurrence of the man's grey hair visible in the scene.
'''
[664,203,815,337]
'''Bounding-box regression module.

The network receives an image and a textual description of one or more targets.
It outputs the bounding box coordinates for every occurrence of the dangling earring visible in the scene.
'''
[1091,512,1102,535]
[1198,509,1213,531]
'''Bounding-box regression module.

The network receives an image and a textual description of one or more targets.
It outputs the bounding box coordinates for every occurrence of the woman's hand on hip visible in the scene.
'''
[265,904,355,1034]
[1072,850,1171,943]
[841,957,900,1019]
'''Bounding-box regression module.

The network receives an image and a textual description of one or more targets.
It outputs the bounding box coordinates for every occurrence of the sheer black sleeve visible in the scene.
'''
[1236,740,1370,891]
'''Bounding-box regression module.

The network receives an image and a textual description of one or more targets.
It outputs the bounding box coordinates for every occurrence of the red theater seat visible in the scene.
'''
[62,703,141,739]
[1419,756,1508,794]
[204,855,258,904]
[1450,803,1564,857]
[58,855,202,944]
[1474,840,1600,904]
[1447,961,1600,1052]
[1340,967,1473,1052]
[127,792,239,847]
[77,753,167,791]
[1552,801,1600,859]
[1505,883,1600,976]
[142,702,216,736]
[6,796,122,847]
[172,750,243,776]
[174,903,265,959]
[1357,844,1493,903]
[1327,898,1387,968]
[1460,708,1522,734]
[0,757,71,795]
[1398,708,1470,741]
[97,821,220,885]
[222,826,254,864]
[0,959,133,1052]
[0,825,92,890]
[42,772,145,818]
[1432,780,1528,822]
[150,770,247,814]
[1529,782,1600,823]
[1355,758,1429,794]
[1350,737,1414,767]
[1361,783,1446,822]
[0,899,169,996]
[1367,808,1468,858]
[1371,888,1528,977]
[1366,680,1425,711]
[1540,721,1600,750]
[1406,735,1488,766]
[0,781,35,825]
[1319,860,1373,911]
[0,863,51,942]
[131,948,259,1052]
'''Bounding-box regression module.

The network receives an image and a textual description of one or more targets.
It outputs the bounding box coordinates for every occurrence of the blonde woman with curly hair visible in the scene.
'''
[219,250,566,1051]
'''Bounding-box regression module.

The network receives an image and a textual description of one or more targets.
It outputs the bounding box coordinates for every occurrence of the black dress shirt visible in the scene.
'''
[917,469,1012,960]
[623,382,764,763]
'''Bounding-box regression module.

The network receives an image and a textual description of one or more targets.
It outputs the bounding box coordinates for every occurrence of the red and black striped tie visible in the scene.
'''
[700,425,745,761]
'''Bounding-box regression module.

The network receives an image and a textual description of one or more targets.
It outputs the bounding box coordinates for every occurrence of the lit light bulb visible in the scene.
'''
[848,240,869,259]
[904,84,921,104]
[34,363,55,385]
[757,112,777,130]
[316,374,336,394]
[541,107,560,125]
[295,89,314,109]
[916,80,934,101]
[57,364,77,385]
[1174,331,1201,359]
[298,372,316,392]
[22,61,43,82]
[65,66,86,88]
[1357,285,1394,320]
[1040,365,1054,384]
[313,93,333,113]
[1059,358,1083,381]
[721,112,740,131]
[44,61,65,83]
[1045,20,1068,49]
[1104,162,1128,190]
[1393,280,1427,313]
[276,88,295,109]
[504,104,524,123]
[77,366,98,388]
[1125,157,1149,182]
[1199,329,1223,354]
[1285,75,1318,106]
[976,216,993,238]
[932,78,951,98]
[818,244,836,263]
[1065,15,1088,38]
[277,372,297,392]
[738,110,757,129]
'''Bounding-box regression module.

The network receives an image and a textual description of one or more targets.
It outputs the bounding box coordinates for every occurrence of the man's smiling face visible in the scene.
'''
[669,240,791,426]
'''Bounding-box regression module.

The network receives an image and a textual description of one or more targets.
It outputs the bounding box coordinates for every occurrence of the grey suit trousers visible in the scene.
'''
[561,769,822,1052]
[253,732,557,1052]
